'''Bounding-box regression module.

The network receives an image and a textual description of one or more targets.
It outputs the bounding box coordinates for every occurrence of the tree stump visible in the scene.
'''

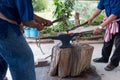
[49,42,94,78]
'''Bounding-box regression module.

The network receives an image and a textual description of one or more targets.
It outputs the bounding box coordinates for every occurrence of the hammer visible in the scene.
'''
[34,14,65,26]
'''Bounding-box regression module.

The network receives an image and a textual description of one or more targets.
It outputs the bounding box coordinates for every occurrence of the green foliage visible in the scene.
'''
[74,1,105,26]
[52,0,75,31]
[42,22,74,34]
[53,0,74,18]
[53,21,74,32]
[74,1,98,20]
[42,27,52,34]
[32,0,48,12]
[95,12,105,21]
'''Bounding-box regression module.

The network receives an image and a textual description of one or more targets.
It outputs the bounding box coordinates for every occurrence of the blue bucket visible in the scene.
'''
[24,28,30,37]
[30,28,39,38]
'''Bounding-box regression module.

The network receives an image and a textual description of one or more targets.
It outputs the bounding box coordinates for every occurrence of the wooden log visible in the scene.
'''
[35,59,50,67]
[49,42,94,78]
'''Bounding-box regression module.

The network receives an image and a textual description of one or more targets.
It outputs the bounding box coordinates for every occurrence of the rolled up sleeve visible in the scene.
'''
[111,2,120,18]
[15,0,34,22]
[97,0,104,10]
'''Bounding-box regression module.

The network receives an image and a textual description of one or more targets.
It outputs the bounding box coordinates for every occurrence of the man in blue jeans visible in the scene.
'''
[86,0,120,71]
[0,56,7,80]
[0,0,52,80]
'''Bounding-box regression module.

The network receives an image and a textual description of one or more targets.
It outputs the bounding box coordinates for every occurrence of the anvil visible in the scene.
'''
[40,33,79,48]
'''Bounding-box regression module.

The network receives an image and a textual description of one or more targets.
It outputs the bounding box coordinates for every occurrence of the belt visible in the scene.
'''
[0,12,24,33]
[0,12,18,25]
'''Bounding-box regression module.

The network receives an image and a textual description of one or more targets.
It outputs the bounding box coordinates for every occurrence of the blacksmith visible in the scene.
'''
[86,0,120,71]
[0,0,52,80]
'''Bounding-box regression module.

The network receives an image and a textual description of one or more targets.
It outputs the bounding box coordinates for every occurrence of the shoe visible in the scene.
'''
[104,64,116,71]
[93,57,108,63]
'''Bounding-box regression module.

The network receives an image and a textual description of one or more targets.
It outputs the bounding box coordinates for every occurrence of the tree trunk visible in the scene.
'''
[49,42,94,78]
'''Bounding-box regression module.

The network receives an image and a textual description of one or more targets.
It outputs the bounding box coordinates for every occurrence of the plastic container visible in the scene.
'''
[30,28,39,38]
[69,19,74,24]
[24,28,30,37]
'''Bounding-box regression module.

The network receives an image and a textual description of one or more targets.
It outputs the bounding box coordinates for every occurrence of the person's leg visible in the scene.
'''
[101,40,114,60]
[0,26,36,80]
[110,33,120,67]
[104,33,120,71]
[93,35,114,63]
[0,55,8,80]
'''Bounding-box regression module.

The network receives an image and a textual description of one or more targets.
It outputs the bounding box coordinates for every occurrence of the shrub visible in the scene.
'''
[32,0,48,12]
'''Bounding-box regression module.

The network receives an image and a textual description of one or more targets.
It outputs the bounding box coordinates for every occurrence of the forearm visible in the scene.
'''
[22,14,51,27]
[22,20,39,28]
[34,14,43,21]
[34,14,45,25]
[34,14,52,26]
[100,14,117,28]
[90,8,102,20]
[93,14,118,34]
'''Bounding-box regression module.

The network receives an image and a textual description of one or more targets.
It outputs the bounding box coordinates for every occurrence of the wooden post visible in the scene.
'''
[74,12,80,26]
[49,42,94,78]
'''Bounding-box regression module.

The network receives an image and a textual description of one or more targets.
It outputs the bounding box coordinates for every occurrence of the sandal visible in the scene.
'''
[104,64,116,71]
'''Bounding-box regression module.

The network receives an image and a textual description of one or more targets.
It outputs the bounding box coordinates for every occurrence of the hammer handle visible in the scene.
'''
[52,17,62,24]
[42,18,62,26]
[71,22,88,30]
[52,19,60,23]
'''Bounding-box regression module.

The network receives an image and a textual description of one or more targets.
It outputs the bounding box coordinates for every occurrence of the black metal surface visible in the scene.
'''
[40,33,79,48]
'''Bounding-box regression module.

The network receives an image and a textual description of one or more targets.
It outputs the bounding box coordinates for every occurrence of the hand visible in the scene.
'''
[42,19,53,26]
[86,18,93,24]
[36,23,44,31]
[93,27,102,34]
[22,20,45,31]
[34,14,53,26]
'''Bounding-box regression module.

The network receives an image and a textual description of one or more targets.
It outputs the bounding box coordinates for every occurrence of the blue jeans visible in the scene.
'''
[0,55,8,80]
[0,25,36,80]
